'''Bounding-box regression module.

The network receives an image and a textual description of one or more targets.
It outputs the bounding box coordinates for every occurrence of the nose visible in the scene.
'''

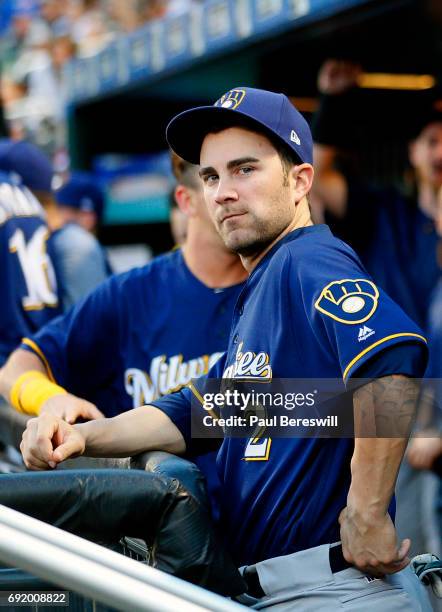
[214,176,238,205]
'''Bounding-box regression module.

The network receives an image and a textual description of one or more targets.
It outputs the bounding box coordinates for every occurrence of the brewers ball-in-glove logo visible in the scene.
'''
[314,279,379,324]
[215,89,246,110]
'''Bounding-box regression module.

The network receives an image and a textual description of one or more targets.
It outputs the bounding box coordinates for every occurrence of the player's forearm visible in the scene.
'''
[0,348,46,400]
[75,405,186,458]
[348,437,408,517]
[348,375,418,516]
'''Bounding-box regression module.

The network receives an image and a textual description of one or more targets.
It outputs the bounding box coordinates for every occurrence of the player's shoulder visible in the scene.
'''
[278,224,363,276]
[53,222,98,249]
[0,173,45,224]
[109,247,184,292]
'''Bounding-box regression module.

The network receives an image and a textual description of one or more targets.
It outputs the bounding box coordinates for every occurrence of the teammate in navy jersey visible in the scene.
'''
[19,89,432,610]
[0,170,60,366]
[0,152,246,422]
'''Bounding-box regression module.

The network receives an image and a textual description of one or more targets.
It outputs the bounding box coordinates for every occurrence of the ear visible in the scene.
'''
[290,164,315,202]
[174,184,195,217]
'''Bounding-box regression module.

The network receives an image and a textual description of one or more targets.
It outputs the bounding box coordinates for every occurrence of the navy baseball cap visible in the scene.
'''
[166,87,313,165]
[55,171,104,219]
[0,139,53,192]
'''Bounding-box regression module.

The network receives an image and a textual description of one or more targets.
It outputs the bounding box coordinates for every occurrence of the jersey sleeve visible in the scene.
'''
[21,275,120,396]
[150,354,226,455]
[290,242,428,384]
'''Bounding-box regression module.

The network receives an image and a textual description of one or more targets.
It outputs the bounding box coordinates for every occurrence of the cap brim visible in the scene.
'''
[166,105,275,165]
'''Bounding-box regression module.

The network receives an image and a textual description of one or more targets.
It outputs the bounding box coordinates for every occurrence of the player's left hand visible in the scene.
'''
[339,506,410,577]
[40,393,104,424]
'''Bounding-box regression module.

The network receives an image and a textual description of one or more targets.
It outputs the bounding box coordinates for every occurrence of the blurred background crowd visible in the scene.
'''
[0,0,202,151]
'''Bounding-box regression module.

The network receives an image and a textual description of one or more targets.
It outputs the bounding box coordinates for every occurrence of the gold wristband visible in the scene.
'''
[10,371,67,416]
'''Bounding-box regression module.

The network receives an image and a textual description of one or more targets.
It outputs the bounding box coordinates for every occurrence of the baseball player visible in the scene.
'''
[55,170,106,236]
[0,158,60,367]
[0,152,246,426]
[0,139,110,312]
[19,88,431,610]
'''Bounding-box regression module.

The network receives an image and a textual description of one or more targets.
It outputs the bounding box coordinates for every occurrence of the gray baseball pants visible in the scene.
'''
[237,542,432,611]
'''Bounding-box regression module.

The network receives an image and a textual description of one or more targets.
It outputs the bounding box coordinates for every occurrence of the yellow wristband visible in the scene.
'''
[10,370,67,416]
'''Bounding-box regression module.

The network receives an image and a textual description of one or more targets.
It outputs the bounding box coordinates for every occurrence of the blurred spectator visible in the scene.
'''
[67,0,109,57]
[0,0,203,153]
[27,34,76,122]
[0,0,51,76]
[136,0,168,24]
[0,139,109,310]
[105,0,140,33]
[40,0,70,37]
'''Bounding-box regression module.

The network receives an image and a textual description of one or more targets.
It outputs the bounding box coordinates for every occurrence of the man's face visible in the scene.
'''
[199,127,296,256]
[409,122,442,190]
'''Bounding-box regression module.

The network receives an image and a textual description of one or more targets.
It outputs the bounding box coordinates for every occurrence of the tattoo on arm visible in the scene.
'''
[353,375,419,438]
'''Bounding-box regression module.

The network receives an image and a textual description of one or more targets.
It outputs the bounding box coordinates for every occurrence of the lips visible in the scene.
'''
[219,211,247,224]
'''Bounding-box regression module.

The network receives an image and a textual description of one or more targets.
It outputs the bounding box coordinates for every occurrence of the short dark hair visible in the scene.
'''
[170,150,199,189]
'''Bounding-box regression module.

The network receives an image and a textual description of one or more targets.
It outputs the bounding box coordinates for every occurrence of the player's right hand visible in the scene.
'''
[40,393,104,424]
[20,414,86,471]
[317,59,362,95]
[339,506,410,577]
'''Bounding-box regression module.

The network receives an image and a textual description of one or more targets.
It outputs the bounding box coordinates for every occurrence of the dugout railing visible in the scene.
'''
[0,504,245,611]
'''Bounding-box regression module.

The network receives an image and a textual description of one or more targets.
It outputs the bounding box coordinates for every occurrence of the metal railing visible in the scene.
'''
[0,505,245,612]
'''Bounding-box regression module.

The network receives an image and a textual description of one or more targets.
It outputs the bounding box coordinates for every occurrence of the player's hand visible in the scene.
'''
[407,433,442,470]
[317,59,362,95]
[40,393,104,424]
[20,413,86,470]
[339,506,410,577]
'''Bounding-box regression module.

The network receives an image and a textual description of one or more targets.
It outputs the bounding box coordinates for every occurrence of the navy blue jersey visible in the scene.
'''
[0,172,60,365]
[327,182,438,330]
[22,248,243,415]
[152,225,428,566]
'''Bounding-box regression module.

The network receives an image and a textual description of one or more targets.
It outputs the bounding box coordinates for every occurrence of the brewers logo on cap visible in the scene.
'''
[314,279,379,324]
[215,89,246,110]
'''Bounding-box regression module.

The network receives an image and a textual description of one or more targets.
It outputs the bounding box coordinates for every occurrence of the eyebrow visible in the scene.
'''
[199,156,260,178]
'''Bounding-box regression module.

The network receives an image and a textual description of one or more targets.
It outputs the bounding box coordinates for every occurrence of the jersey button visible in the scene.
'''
[239,305,244,315]
[233,333,239,343]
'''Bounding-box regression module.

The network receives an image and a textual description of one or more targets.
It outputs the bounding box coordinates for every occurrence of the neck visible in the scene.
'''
[417,181,439,219]
[183,220,247,288]
[241,199,313,273]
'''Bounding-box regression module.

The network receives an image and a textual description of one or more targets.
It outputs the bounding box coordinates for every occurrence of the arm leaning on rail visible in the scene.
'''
[20,407,186,470]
